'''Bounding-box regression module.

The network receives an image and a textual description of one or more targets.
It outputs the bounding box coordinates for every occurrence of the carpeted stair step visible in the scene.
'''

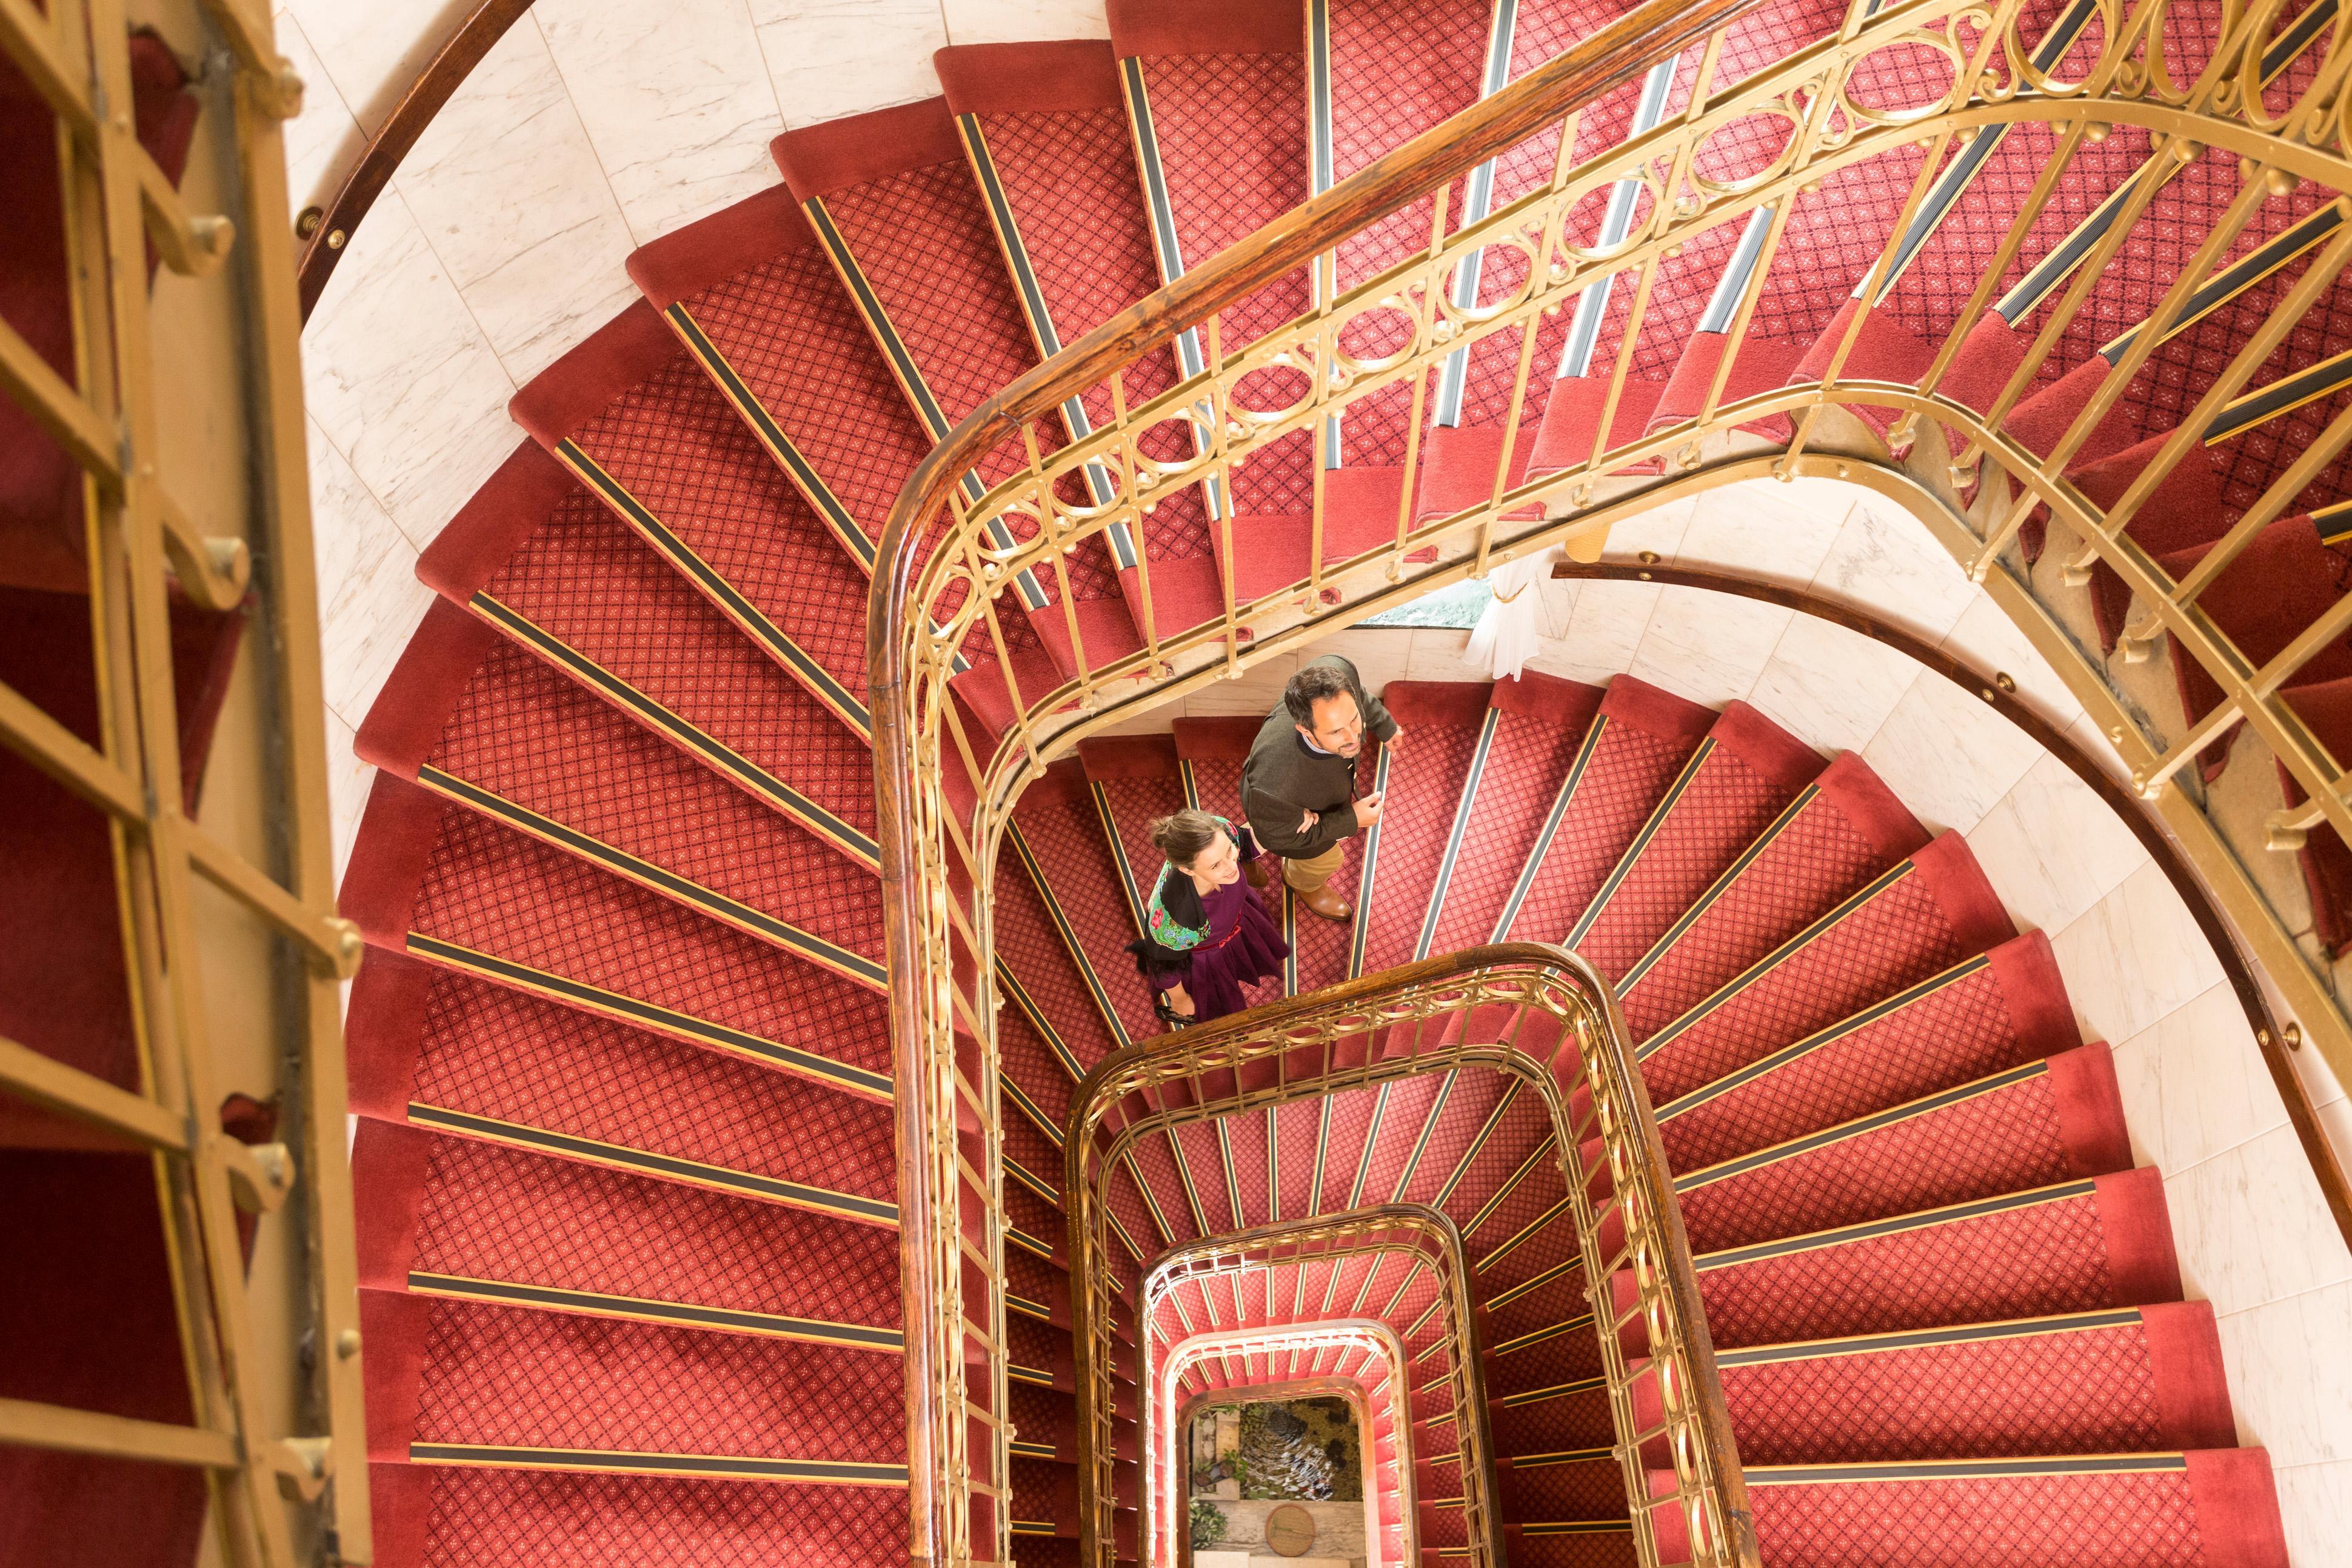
[1419,674,1605,954]
[347,951,897,1224]
[1496,675,1716,942]
[1495,1452,1626,1524]
[1653,929,2080,1175]
[2276,673,2352,955]
[367,1464,912,1568]
[340,772,893,1103]
[359,599,880,956]
[1665,1043,2133,1253]
[1502,1521,1639,1568]
[935,41,1227,620]
[1613,750,1928,1041]
[1474,1196,1580,1305]
[1075,735,1194,939]
[1483,1308,1602,1402]
[506,302,875,725]
[2160,513,2352,780]
[352,1120,901,1347]
[772,98,1143,681]
[1008,1456,1081,1537]
[1633,828,2022,1107]
[1009,759,1163,1045]
[1648,330,1811,441]
[1648,1301,2239,1466]
[1566,700,1826,982]
[362,1287,906,1472]
[1354,681,1498,977]
[1483,1255,1588,1349]
[1108,0,1314,522]
[417,442,881,866]
[1649,1449,2288,1568]
[993,849,1131,1078]
[1526,378,1669,482]
[1614,1166,2182,1353]
[1488,1378,1614,1459]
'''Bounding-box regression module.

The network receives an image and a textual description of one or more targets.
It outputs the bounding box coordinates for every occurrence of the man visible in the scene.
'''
[1238,656,1408,921]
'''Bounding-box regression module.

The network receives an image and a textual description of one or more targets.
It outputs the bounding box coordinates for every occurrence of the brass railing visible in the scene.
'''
[1160,1325,1415,1566]
[871,0,2352,1560]
[1064,947,1753,1568]
[1141,1207,1498,1568]
[0,2,366,1564]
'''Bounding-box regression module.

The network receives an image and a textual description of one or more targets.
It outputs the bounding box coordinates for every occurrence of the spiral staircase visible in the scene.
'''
[8,0,2352,1564]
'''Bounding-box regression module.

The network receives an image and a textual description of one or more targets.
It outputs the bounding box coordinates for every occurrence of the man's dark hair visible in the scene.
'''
[1284,664,1354,727]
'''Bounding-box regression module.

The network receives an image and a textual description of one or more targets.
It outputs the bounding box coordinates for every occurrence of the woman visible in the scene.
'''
[1128,808,1290,1027]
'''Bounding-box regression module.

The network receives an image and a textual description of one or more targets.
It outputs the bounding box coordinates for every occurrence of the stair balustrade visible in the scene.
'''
[872,0,2352,1560]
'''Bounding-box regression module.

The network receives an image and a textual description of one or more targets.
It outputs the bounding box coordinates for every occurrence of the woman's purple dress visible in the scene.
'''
[1156,873,1290,1021]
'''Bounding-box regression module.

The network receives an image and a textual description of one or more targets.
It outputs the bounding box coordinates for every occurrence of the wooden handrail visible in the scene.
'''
[293,0,537,322]
[1553,557,2352,1250]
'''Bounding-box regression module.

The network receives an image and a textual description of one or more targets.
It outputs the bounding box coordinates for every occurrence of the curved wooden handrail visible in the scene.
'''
[293,0,538,322]
[1551,557,2352,1250]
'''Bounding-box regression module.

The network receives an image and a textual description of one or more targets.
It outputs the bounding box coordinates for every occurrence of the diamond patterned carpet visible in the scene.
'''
[324,3,2299,1563]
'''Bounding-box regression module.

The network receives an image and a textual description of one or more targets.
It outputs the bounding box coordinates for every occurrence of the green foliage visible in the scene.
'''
[1189,1498,1228,1544]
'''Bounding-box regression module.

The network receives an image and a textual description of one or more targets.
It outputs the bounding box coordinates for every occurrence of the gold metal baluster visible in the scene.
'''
[970,546,1044,775]
[1782,122,1962,470]
[1108,365,1163,666]
[1589,235,1668,479]
[1976,164,2273,569]
[1206,310,1242,676]
[1391,185,1451,574]
[1476,114,1584,576]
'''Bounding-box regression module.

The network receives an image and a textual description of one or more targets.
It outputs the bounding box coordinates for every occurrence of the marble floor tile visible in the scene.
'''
[1858,664,2043,835]
[2048,861,2228,1051]
[1940,590,2088,735]
[1403,627,1486,685]
[1182,652,1300,718]
[943,0,1114,44]
[1532,576,1577,642]
[1808,496,1977,642]
[2271,1459,2352,1568]
[2215,1280,2352,1466]
[282,0,463,134]
[301,190,520,551]
[275,9,364,216]
[393,18,642,382]
[324,709,373,886]
[306,418,436,729]
[752,0,949,130]
[2165,1122,2352,1316]
[1960,753,2148,937]
[1527,577,1660,686]
[536,0,786,240]
[1674,478,1849,587]
[1743,612,1919,756]
[1626,584,1791,709]
[2110,982,2288,1176]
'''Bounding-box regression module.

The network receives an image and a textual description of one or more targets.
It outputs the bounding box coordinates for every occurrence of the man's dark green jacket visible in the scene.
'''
[1238,655,1397,860]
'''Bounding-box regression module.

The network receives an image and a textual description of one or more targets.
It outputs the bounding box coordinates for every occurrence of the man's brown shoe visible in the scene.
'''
[1294,881,1354,921]
[1244,857,1274,893]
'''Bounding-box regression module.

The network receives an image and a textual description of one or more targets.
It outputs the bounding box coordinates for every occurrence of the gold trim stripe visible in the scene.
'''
[401,932,893,1100]
[1564,737,1715,947]
[1617,781,1821,993]
[415,764,884,990]
[1432,1078,1522,1211]
[1489,1313,1591,1358]
[1696,1178,2100,1272]
[1492,713,1609,941]
[404,1271,903,1349]
[1744,1454,2188,1486]
[409,1443,907,1486]
[405,1102,897,1224]
[1465,1133,1557,1241]
[1712,1307,2147,1369]
[1417,709,1500,960]
[1674,1059,2050,1193]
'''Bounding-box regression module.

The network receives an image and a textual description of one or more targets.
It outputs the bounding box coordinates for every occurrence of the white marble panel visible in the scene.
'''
[282,0,461,133]
[1404,627,1486,685]
[1596,495,1697,565]
[1533,575,1577,642]
[324,709,373,886]
[943,0,1113,44]
[1526,577,1659,685]
[2167,1121,2352,1316]
[1181,653,1298,718]
[2066,710,2130,786]
[1674,478,1849,587]
[1809,496,1977,642]
[393,18,641,382]
[2272,1460,2352,1568]
[1745,612,1919,756]
[302,190,520,550]
[1961,753,2148,937]
[1940,590,2088,734]
[2289,1032,2348,1115]
[2048,861,2227,1047]
[1859,664,2042,835]
[307,419,435,729]
[536,0,785,241]
[2110,983,2288,1176]
[753,0,949,130]
[275,9,364,215]
[1626,584,1791,708]
[2215,1279,2352,1464]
